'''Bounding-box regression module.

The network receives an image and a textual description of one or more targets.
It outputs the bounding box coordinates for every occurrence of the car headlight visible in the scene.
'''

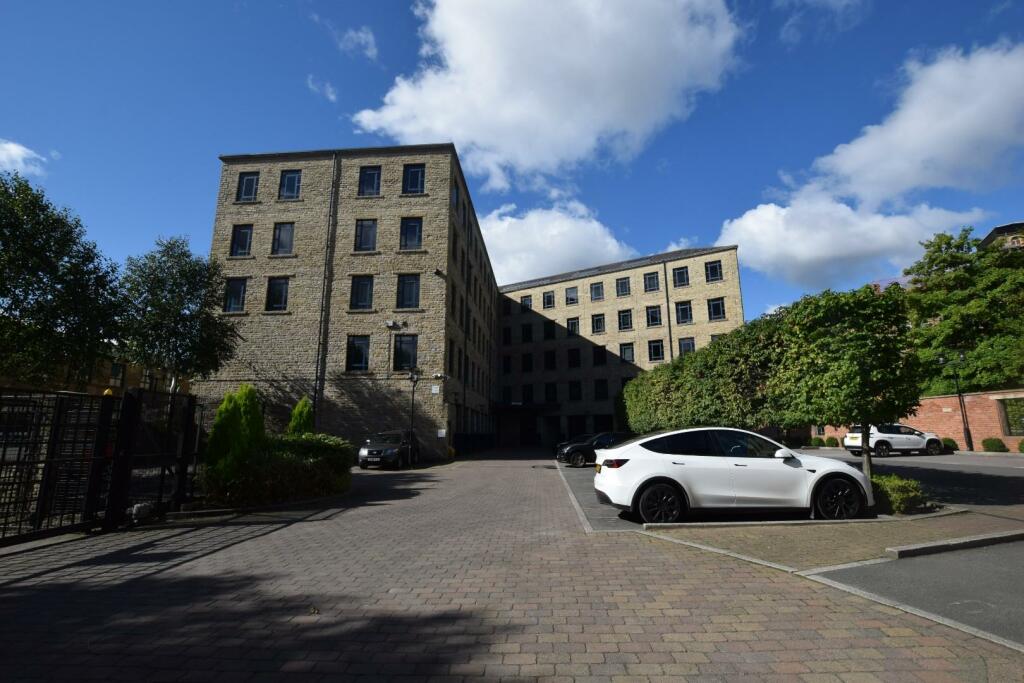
[358,447,368,456]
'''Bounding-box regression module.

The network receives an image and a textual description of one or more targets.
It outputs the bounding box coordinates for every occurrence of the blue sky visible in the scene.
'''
[2,0,1023,319]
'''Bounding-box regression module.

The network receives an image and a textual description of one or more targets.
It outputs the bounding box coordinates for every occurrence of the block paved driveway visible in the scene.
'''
[2,456,1023,682]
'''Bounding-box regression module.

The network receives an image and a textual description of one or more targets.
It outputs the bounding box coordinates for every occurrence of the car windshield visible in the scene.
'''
[371,432,402,444]
[611,429,675,449]
[567,433,593,443]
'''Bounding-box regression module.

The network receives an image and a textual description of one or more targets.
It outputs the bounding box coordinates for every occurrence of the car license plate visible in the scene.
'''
[594,463,601,473]
[848,435,860,442]
[367,457,380,463]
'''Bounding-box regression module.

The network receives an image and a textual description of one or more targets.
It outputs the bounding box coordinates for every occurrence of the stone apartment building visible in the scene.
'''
[192,144,499,458]
[495,247,744,446]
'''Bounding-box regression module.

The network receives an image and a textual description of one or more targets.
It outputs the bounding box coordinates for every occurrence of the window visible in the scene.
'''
[675,300,693,325]
[236,172,259,202]
[400,218,422,250]
[542,291,555,309]
[520,295,532,311]
[619,342,635,364]
[590,282,604,301]
[565,286,579,305]
[271,223,294,255]
[522,384,534,404]
[708,297,726,321]
[568,381,582,401]
[618,309,633,331]
[350,275,374,310]
[265,277,289,311]
[594,379,608,401]
[672,266,689,287]
[522,353,533,373]
[109,362,124,388]
[815,425,826,436]
[712,430,778,458]
[396,274,420,309]
[346,336,370,371]
[711,334,724,343]
[643,271,659,292]
[402,163,426,194]
[543,320,556,340]
[679,337,695,355]
[615,277,631,297]
[705,260,723,283]
[592,346,606,367]
[646,305,662,327]
[521,323,533,343]
[355,219,377,251]
[544,349,556,371]
[1003,398,1024,436]
[643,430,717,456]
[566,317,579,336]
[648,339,665,362]
[358,166,381,196]
[591,313,605,334]
[230,224,252,257]
[278,170,301,199]
[393,335,418,370]
[502,298,512,315]
[223,278,246,312]
[545,382,557,403]
[502,327,511,344]
[502,355,512,374]
[568,348,581,368]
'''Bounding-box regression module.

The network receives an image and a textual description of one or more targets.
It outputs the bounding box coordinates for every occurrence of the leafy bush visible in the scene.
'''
[810,437,825,447]
[981,437,1009,453]
[824,436,839,447]
[941,437,959,451]
[287,396,315,435]
[1019,440,1024,454]
[204,384,266,485]
[871,474,927,514]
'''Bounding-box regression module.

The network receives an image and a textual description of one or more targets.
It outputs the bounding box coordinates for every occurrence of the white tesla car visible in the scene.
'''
[594,427,873,523]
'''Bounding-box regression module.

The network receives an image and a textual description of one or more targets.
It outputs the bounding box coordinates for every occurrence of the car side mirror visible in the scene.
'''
[774,448,794,459]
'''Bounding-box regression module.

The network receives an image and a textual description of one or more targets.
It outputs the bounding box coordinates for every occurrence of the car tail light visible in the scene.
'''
[601,459,629,468]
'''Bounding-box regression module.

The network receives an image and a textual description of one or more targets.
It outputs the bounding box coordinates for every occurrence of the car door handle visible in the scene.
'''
[671,461,686,465]
[733,463,748,467]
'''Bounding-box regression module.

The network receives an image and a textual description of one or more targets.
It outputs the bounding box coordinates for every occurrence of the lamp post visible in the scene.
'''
[939,353,974,452]
[408,367,421,439]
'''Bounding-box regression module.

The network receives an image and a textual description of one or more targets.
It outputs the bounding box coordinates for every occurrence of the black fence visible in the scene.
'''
[0,388,198,545]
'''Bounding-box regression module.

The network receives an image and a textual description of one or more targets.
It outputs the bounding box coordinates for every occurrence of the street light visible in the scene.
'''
[938,352,974,451]
[408,367,421,439]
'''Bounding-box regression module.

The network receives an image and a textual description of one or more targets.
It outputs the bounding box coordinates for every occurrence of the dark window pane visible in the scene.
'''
[648,339,664,361]
[565,287,579,305]
[568,348,581,368]
[543,320,556,340]
[358,166,381,196]
[230,224,252,257]
[522,353,533,372]
[224,278,246,312]
[568,381,582,401]
[619,343,634,363]
[591,314,605,334]
[595,379,608,400]
[522,384,534,404]
[708,297,726,321]
[592,346,606,366]
[643,272,659,292]
[502,327,511,344]
[346,335,370,371]
[705,260,723,282]
[673,266,689,287]
[646,305,662,327]
[542,291,555,309]
[393,334,418,370]
[502,355,512,374]
[355,219,377,251]
[278,170,301,199]
[520,295,532,310]
[566,317,579,335]
[236,172,259,202]
[679,337,695,355]
[618,309,632,331]
[266,277,289,311]
[402,164,426,194]
[350,275,374,309]
[675,300,692,324]
[643,430,718,456]
[272,223,294,255]
[712,430,778,458]
[545,383,557,403]
[521,323,533,343]
[590,282,604,301]
[397,274,420,308]
[615,277,630,296]
[544,350,556,370]
[400,217,423,250]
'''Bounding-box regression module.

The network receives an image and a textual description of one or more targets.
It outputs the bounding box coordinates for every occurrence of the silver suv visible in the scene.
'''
[843,424,943,457]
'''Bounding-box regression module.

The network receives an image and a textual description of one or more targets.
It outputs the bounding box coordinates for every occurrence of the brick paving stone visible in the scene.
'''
[0,459,1022,682]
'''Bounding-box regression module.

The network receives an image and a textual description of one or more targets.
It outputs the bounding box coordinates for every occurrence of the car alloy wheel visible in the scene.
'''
[874,442,891,458]
[926,440,941,456]
[815,478,862,520]
[571,452,585,468]
[638,483,685,524]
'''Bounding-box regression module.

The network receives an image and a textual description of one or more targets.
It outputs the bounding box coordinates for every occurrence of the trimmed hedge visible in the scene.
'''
[810,437,825,447]
[287,396,314,435]
[941,437,959,451]
[981,437,1009,453]
[1020,440,1024,454]
[871,474,927,514]
[824,436,839,447]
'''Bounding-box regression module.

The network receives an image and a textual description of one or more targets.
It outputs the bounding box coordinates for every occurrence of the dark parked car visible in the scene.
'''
[554,433,593,456]
[557,432,633,467]
[358,430,420,469]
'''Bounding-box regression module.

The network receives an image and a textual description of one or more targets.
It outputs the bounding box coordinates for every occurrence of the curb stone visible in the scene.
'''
[886,529,1024,558]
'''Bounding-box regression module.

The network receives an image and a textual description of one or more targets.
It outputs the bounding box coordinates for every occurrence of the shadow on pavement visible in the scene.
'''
[871,462,1024,510]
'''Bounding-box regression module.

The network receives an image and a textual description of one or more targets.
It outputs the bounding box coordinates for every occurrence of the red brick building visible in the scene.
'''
[820,388,1024,453]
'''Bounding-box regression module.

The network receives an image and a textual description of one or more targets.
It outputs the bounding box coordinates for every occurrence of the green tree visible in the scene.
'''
[120,237,238,391]
[287,396,315,435]
[904,228,1024,395]
[0,173,122,386]
[771,285,921,478]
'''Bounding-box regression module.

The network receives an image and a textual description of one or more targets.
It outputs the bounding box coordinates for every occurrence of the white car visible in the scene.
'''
[594,427,874,523]
[843,424,942,457]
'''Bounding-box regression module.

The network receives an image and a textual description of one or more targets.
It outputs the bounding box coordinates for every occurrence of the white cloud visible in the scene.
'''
[306,74,338,103]
[481,201,639,284]
[815,42,1024,208]
[339,26,378,61]
[0,139,46,176]
[718,42,1022,288]
[774,0,869,45]
[764,304,783,315]
[665,236,695,251]
[354,0,740,190]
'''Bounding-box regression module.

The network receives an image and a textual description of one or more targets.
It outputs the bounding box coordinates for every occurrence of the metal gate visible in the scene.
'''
[0,388,197,545]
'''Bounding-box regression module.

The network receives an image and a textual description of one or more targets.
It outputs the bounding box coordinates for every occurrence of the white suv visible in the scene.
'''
[843,424,943,457]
